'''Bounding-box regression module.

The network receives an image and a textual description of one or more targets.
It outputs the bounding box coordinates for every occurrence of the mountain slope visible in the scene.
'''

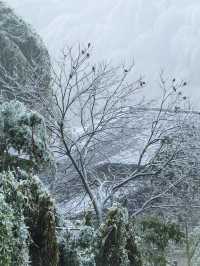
[0,1,51,108]
[5,0,200,102]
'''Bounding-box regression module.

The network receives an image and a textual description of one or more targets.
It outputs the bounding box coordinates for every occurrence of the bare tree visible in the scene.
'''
[41,44,189,223]
[0,54,51,111]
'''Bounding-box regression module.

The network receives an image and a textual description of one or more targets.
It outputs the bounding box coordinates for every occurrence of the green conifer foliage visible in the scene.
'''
[0,172,29,266]
[96,204,142,266]
[0,100,52,171]
[136,216,184,266]
[59,224,96,266]
[18,171,59,266]
[0,170,59,266]
[0,193,19,266]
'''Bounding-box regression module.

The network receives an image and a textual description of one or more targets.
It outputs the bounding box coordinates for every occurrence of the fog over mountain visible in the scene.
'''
[5,0,200,104]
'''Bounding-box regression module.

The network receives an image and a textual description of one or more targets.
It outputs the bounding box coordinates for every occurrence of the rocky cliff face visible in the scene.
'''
[0,2,51,110]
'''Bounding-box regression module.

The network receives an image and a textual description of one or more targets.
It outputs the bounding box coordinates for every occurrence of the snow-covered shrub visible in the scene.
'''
[95,203,141,266]
[58,205,142,266]
[18,171,59,266]
[58,228,78,266]
[0,193,17,266]
[0,172,29,266]
[0,170,59,266]
[0,100,52,171]
[0,100,58,265]
[184,224,200,266]
[76,225,96,266]
[59,225,96,266]
[58,209,96,266]
[135,216,184,266]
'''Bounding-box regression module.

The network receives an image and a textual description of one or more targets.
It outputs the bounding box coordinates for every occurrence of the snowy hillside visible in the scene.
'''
[5,0,200,102]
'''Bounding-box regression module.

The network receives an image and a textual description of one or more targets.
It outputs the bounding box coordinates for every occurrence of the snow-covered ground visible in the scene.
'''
[5,0,200,104]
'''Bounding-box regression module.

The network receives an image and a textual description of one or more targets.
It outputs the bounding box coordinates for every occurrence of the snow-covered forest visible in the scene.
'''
[1,1,200,266]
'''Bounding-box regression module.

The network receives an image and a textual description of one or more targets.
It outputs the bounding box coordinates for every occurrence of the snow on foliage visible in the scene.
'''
[0,171,29,266]
[0,2,51,109]
[0,100,52,170]
[0,169,59,266]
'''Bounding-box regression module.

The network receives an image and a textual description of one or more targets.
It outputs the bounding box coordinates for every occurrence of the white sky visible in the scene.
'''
[5,0,200,106]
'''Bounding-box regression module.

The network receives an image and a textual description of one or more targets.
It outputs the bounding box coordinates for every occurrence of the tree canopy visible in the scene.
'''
[0,100,52,171]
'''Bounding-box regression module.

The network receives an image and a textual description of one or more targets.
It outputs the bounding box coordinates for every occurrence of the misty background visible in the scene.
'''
[6,0,200,106]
